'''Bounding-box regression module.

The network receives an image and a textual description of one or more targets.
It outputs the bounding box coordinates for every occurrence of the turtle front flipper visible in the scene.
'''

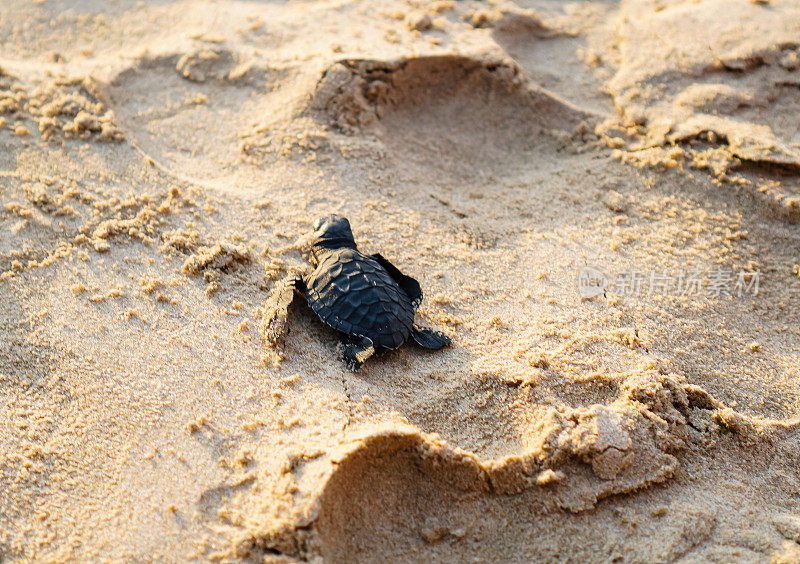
[262,273,306,345]
[338,334,375,371]
[411,325,451,350]
[371,253,423,308]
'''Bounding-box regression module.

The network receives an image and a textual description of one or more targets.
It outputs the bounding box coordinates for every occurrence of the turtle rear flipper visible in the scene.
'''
[371,253,423,308]
[411,325,451,350]
[262,273,306,345]
[338,334,375,371]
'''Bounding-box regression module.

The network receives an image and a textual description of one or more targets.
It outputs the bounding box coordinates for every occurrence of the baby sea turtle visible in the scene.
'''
[263,215,451,370]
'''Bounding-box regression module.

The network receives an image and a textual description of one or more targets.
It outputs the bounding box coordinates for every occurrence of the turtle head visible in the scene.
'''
[310,214,357,264]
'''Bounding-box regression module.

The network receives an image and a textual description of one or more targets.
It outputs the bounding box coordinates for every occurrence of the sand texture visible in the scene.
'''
[1,0,799,561]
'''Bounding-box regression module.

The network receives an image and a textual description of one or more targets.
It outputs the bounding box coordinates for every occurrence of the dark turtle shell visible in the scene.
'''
[305,248,414,349]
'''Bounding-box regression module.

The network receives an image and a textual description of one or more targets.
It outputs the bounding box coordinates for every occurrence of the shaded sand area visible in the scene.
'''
[1,0,799,561]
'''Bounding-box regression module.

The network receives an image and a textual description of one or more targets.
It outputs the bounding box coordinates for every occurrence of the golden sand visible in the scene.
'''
[1,0,799,561]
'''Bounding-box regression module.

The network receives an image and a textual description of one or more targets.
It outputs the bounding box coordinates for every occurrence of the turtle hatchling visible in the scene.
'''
[263,214,451,370]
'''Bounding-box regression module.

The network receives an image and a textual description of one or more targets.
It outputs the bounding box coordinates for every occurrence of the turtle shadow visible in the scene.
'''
[270,294,522,457]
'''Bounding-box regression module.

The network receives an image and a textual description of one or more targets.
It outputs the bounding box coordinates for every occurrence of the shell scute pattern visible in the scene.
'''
[306,249,414,349]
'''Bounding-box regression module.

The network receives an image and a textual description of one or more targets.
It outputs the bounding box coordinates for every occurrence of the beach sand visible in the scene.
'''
[1,0,799,561]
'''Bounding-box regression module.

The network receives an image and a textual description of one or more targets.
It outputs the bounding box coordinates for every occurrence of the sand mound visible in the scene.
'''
[0,69,123,143]
[602,0,800,219]
[317,369,687,513]
[230,369,799,561]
